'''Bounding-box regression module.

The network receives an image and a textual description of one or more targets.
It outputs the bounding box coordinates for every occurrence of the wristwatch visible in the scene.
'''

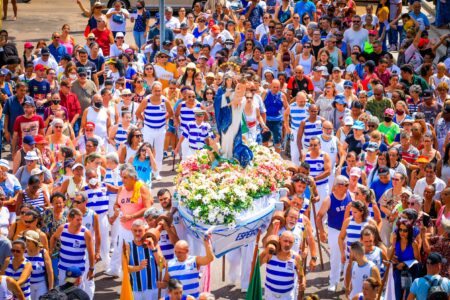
[151,248,157,253]
[311,256,318,261]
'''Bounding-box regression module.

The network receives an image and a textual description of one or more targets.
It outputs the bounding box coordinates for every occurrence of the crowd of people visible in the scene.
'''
[0,0,450,299]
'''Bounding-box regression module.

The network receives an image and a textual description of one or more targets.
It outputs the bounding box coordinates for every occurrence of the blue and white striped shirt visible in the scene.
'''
[25,251,46,284]
[23,189,45,212]
[183,121,214,150]
[168,255,200,298]
[58,224,87,272]
[159,230,174,261]
[84,184,109,215]
[144,98,167,129]
[289,102,309,131]
[305,152,328,186]
[128,241,157,292]
[265,255,297,294]
[114,123,128,147]
[104,168,123,196]
[5,258,31,299]
[345,218,369,258]
[302,119,322,149]
[179,102,201,132]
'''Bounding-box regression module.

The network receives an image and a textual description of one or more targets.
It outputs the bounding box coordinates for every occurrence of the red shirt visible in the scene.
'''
[60,91,82,122]
[13,115,45,148]
[92,28,111,57]
[287,75,314,96]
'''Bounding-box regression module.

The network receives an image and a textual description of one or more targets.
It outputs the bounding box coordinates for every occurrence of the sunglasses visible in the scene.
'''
[72,200,85,205]
[11,249,22,254]
[398,228,408,233]
[85,129,94,132]
[24,219,35,224]
[134,134,143,138]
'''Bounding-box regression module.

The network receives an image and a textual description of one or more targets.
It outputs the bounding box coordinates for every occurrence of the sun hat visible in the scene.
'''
[0,159,10,170]
[24,151,39,161]
[30,168,44,176]
[23,230,42,247]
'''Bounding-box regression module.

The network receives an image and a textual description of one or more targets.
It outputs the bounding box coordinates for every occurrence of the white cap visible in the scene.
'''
[30,168,44,176]
[0,159,10,170]
[24,151,39,161]
[115,32,124,38]
[120,88,132,96]
[72,163,85,171]
[344,116,354,126]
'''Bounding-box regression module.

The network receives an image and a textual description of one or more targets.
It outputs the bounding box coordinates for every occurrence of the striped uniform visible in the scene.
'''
[305,152,328,186]
[366,246,385,278]
[345,218,369,259]
[5,258,31,299]
[143,98,167,129]
[25,251,46,284]
[23,189,45,212]
[114,123,128,148]
[105,168,123,197]
[350,261,376,299]
[279,222,304,254]
[82,209,96,234]
[59,224,87,272]
[302,119,322,149]
[168,255,200,298]
[179,102,201,133]
[128,241,157,292]
[159,230,175,260]
[183,121,214,150]
[83,184,109,215]
[289,103,309,131]
[265,255,297,297]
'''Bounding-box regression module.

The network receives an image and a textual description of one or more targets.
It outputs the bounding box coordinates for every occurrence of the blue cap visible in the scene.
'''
[343,80,353,88]
[23,135,35,145]
[66,266,82,278]
[352,120,365,130]
[333,94,347,106]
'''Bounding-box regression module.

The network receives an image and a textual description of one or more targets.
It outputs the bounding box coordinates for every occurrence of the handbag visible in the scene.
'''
[112,13,124,24]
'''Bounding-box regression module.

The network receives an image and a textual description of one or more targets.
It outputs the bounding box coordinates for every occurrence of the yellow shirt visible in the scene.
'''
[154,62,179,90]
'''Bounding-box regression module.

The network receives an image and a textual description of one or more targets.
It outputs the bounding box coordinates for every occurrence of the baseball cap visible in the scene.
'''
[34,64,46,72]
[162,40,172,47]
[85,121,96,129]
[333,94,346,106]
[41,47,50,55]
[23,135,36,146]
[120,88,132,96]
[156,49,171,57]
[211,25,220,33]
[401,189,412,197]
[115,32,124,39]
[72,163,85,171]
[352,120,365,130]
[193,107,206,114]
[180,23,188,29]
[369,30,378,36]
[366,142,379,152]
[401,118,414,125]
[332,66,342,73]
[24,151,39,161]
[24,42,34,49]
[344,116,354,126]
[378,166,389,176]
[77,67,87,75]
[384,108,395,116]
[422,89,433,99]
[0,159,10,170]
[206,72,215,78]
[426,252,447,265]
[87,33,95,39]
[34,134,47,145]
[23,99,36,108]
[198,55,208,60]
[66,266,83,283]
[343,80,353,88]
[349,167,361,178]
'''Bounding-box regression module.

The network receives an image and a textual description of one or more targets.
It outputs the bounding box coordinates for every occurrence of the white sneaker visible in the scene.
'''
[154,175,162,181]
[327,284,337,292]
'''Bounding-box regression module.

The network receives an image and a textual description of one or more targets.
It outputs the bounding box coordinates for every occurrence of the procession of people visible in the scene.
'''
[0,0,450,298]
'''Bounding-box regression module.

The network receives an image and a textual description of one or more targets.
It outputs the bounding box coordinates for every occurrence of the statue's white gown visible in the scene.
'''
[220,88,245,159]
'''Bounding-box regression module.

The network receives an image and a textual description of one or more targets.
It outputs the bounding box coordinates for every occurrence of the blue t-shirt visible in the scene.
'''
[409,11,430,28]
[0,175,22,199]
[370,178,393,202]
[133,157,152,186]
[242,3,264,29]
[410,275,450,300]
[294,0,316,20]
[48,44,68,63]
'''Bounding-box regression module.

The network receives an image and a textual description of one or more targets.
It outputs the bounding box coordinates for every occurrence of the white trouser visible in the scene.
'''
[380,218,392,247]
[310,183,329,232]
[143,126,166,177]
[265,288,295,300]
[98,212,110,267]
[328,227,342,286]
[108,224,134,276]
[226,241,254,290]
[181,145,196,162]
[108,194,120,252]
[290,129,300,166]
[83,260,95,299]
[132,289,158,300]
[30,281,47,300]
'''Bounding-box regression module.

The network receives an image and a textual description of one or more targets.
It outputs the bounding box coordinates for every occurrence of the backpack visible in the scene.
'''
[39,286,77,300]
[424,276,448,300]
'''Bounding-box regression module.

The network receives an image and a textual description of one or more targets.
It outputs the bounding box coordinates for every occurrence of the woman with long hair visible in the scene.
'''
[21,42,36,70]
[354,186,382,224]
[131,0,150,50]
[60,24,75,55]
[193,72,205,101]
[240,40,255,65]
[186,13,196,32]
[118,128,143,164]
[243,90,268,144]
[274,0,293,26]
[15,175,50,215]
[24,229,54,298]
[142,63,158,89]
[316,81,336,120]
[389,219,421,300]
[192,15,209,39]
[409,155,429,190]
[352,277,381,300]
[178,62,197,88]
[419,132,441,167]
[109,108,135,150]
[392,100,410,125]
[132,142,157,188]
[296,41,315,75]
[132,75,150,103]
[1,240,32,299]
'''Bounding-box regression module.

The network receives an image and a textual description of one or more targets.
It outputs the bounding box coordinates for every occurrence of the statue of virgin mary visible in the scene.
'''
[213,73,253,167]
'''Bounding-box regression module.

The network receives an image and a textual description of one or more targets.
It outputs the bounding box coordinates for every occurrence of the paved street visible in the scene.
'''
[3,0,446,299]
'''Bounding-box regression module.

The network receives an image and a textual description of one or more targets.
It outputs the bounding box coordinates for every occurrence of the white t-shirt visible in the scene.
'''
[256,23,269,40]
[109,42,130,58]
[107,8,129,32]
[203,34,223,57]
[0,207,9,236]
[165,17,181,30]
[343,28,369,49]
[175,33,195,47]
[413,177,447,200]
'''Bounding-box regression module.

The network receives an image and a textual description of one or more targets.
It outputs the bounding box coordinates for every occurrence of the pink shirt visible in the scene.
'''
[118,186,144,230]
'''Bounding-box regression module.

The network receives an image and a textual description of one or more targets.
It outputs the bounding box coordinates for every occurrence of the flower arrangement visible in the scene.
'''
[175,145,290,225]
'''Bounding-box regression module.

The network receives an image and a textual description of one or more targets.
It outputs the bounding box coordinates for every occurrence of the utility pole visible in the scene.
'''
[159,0,165,51]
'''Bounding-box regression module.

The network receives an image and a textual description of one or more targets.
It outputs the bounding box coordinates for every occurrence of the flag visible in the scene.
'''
[120,242,133,300]
[384,265,396,300]
[241,113,249,134]
[246,254,263,300]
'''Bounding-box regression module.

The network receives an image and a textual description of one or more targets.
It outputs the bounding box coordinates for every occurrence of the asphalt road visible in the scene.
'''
[3,0,446,299]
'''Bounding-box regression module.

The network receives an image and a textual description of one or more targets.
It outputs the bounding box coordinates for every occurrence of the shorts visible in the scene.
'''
[167,119,176,134]
[266,120,282,145]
